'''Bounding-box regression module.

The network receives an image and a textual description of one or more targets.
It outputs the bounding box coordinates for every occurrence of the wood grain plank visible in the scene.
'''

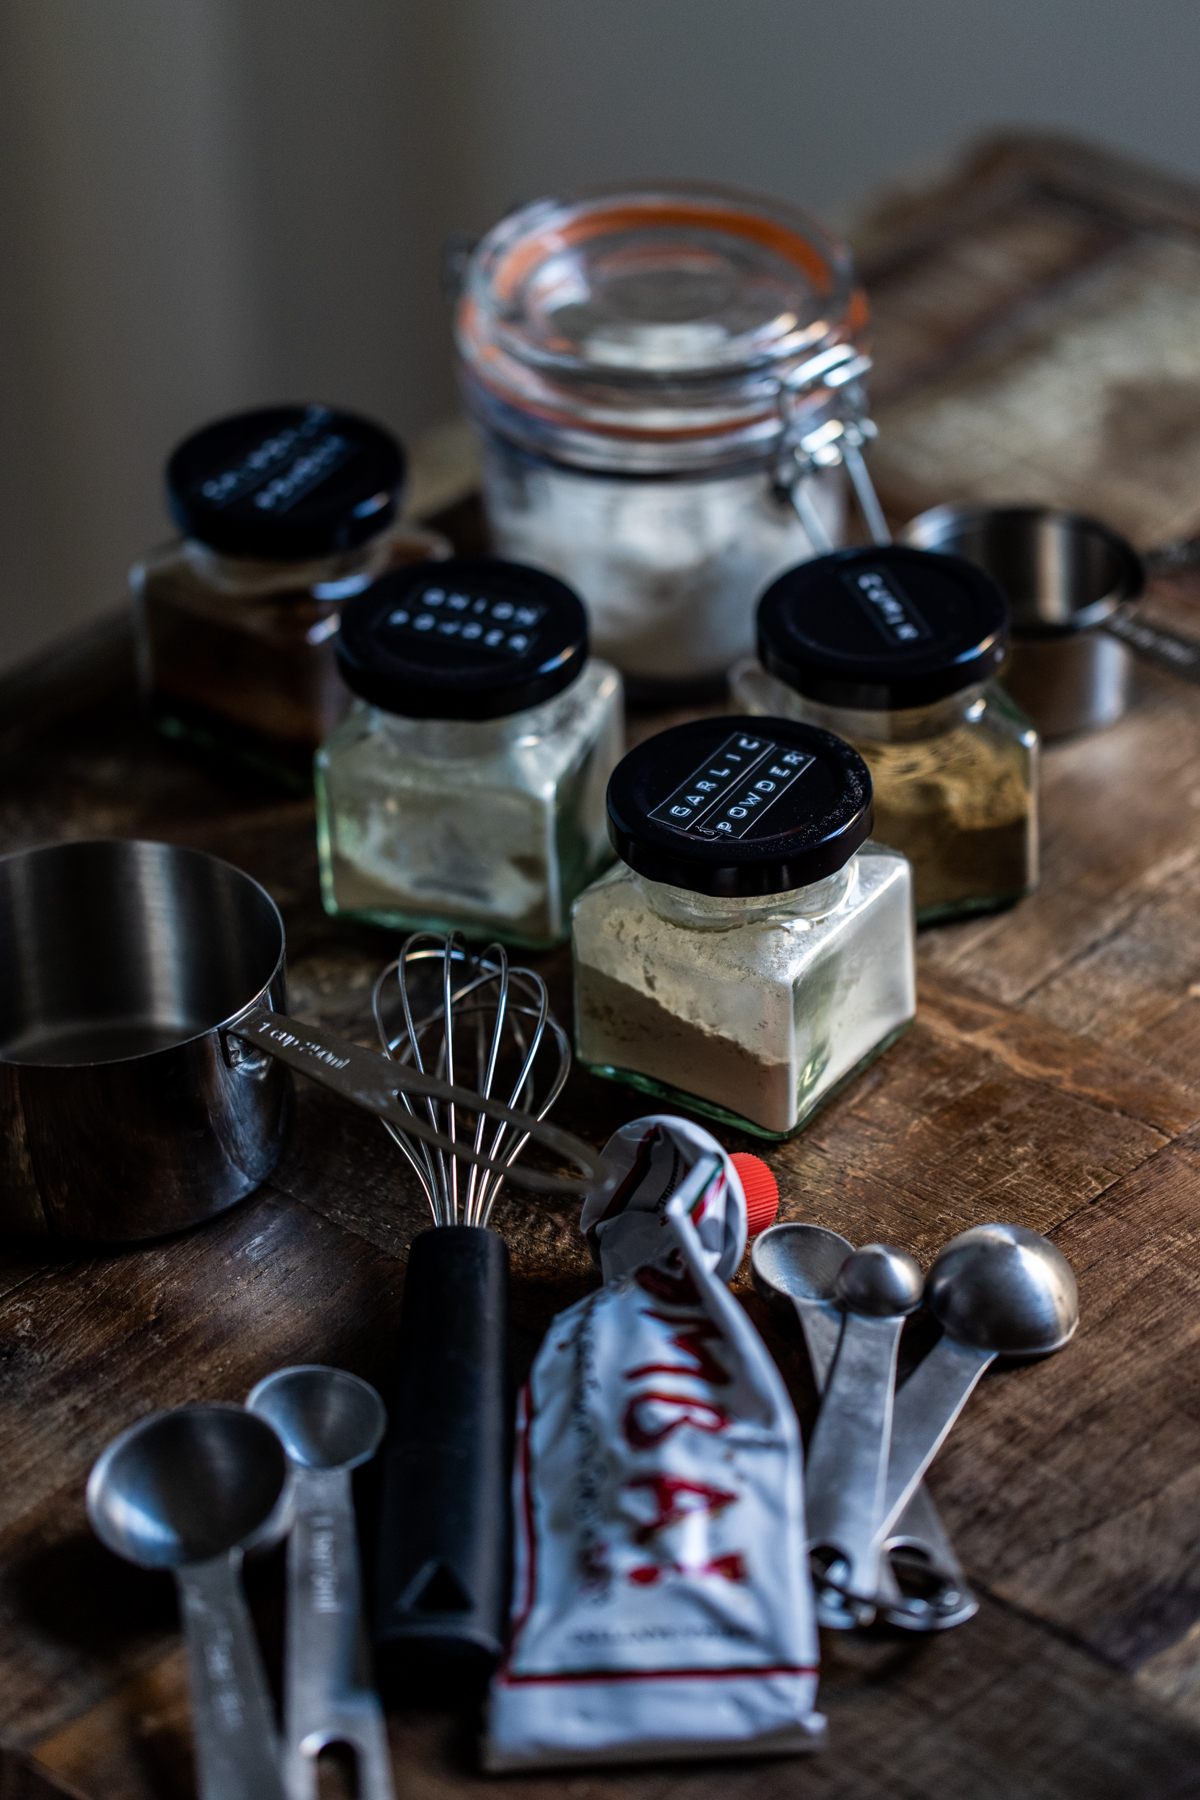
[0,1188,405,1750]
[12,128,1200,1800]
[768,1016,1168,1265]
[929,1120,1200,1672]
[916,968,1199,1136]
[22,1653,190,1800]
[0,1747,89,1800]
[25,1600,1200,1800]
[919,666,1200,1020]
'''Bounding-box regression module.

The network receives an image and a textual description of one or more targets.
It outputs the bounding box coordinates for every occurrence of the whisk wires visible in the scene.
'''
[372,931,570,1229]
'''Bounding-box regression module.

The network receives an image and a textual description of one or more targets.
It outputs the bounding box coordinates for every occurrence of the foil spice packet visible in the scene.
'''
[484,1116,824,1770]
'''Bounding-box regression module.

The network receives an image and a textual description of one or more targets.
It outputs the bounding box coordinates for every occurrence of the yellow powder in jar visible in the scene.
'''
[854,723,1033,916]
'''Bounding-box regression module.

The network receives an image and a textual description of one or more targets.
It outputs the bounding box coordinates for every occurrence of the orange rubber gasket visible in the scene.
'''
[459,295,872,444]
[489,197,839,308]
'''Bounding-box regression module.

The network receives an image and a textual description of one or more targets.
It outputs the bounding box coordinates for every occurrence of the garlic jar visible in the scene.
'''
[131,405,448,786]
[456,184,875,701]
[733,546,1039,923]
[572,717,915,1139]
[316,559,622,948]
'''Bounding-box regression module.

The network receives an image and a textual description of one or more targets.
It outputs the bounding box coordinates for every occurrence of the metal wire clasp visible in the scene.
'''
[774,342,890,550]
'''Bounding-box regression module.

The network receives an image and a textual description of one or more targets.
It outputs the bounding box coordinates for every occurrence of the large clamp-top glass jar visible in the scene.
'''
[456,183,883,702]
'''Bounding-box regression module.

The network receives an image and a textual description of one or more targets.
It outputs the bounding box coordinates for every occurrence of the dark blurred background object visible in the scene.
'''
[5,0,1200,677]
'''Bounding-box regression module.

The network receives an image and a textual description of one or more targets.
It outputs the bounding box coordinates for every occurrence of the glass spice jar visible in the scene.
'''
[572,716,915,1139]
[316,558,623,948]
[130,405,449,787]
[732,546,1039,923]
[456,183,879,702]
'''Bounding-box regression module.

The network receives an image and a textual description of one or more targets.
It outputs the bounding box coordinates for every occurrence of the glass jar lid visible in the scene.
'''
[167,405,405,559]
[457,183,868,475]
[607,716,872,897]
[336,558,589,722]
[758,546,1010,711]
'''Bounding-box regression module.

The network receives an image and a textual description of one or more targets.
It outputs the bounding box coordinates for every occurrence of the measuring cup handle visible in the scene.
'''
[226,1005,607,1199]
[175,1551,284,1800]
[1104,610,1200,685]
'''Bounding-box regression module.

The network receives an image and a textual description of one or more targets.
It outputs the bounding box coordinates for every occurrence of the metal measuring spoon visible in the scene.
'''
[88,1406,290,1800]
[247,1366,393,1800]
[879,1223,1078,1543]
[802,1245,924,1617]
[752,1224,977,1631]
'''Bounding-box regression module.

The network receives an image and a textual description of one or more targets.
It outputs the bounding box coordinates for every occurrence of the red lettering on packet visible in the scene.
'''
[704,1552,748,1582]
[624,1474,737,1545]
[626,1316,731,1387]
[634,1262,701,1306]
[623,1391,729,1449]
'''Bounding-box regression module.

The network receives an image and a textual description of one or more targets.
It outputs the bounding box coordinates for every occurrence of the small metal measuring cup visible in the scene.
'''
[0,839,607,1244]
[903,504,1200,738]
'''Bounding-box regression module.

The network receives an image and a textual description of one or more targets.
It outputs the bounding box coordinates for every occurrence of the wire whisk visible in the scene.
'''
[372,931,572,1229]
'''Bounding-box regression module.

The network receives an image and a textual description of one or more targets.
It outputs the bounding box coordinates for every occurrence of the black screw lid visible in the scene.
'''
[336,558,589,722]
[166,404,405,559]
[757,545,1010,711]
[607,715,873,897]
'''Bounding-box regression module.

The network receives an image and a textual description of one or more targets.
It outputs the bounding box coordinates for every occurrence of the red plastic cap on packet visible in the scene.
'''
[729,1153,779,1237]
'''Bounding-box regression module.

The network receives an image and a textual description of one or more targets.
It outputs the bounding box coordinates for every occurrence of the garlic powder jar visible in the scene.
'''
[572,716,915,1139]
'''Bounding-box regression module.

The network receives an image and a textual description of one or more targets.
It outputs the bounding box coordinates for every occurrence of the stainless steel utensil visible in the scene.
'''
[751,1223,977,1631]
[0,839,606,1243]
[802,1244,923,1617]
[371,934,570,1230]
[247,1366,392,1800]
[87,1405,291,1800]
[902,504,1200,738]
[880,1224,1078,1543]
[371,934,570,1685]
[777,343,890,551]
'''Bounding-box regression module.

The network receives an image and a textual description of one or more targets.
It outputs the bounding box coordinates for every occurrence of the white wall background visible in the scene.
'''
[4,0,1200,672]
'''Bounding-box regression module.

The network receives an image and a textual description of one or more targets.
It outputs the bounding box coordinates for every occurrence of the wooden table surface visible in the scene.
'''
[6,135,1200,1799]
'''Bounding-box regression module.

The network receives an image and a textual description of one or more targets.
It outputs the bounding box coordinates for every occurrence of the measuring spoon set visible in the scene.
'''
[752,1220,1078,1632]
[88,1365,393,1800]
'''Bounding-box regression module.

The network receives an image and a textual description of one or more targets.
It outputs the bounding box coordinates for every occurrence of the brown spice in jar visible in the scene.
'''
[138,525,450,748]
[858,721,1034,916]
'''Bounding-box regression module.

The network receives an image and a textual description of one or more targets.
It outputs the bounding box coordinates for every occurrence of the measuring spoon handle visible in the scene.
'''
[285,1468,395,1800]
[175,1551,285,1800]
[793,1295,970,1613]
[804,1312,905,1601]
[790,1294,843,1390]
[880,1335,995,1540]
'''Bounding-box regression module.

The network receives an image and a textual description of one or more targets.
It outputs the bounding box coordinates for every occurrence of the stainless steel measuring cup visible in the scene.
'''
[902,504,1200,738]
[0,838,605,1243]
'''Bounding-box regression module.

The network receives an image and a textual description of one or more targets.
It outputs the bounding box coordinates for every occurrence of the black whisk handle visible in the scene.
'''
[374,1225,511,1692]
